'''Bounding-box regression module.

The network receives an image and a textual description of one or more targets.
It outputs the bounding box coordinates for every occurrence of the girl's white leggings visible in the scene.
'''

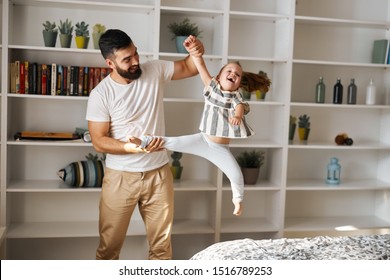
[163,133,243,203]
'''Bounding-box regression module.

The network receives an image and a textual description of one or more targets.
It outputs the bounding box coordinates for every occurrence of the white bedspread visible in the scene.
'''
[190,234,390,260]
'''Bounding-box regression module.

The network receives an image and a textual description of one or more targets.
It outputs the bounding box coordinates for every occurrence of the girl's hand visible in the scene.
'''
[229,116,242,126]
[184,35,204,57]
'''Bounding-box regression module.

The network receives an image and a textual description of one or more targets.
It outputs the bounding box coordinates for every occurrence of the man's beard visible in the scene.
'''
[116,64,142,80]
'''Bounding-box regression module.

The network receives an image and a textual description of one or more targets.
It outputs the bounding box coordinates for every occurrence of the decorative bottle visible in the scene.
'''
[365,79,376,105]
[333,78,343,104]
[347,78,357,104]
[315,77,325,103]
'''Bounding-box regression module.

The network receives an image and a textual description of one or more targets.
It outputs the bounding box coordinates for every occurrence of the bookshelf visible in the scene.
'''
[0,0,389,260]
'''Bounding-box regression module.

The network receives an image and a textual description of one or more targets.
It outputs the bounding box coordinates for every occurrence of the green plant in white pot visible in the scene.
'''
[42,20,58,47]
[92,23,106,49]
[58,19,73,48]
[168,18,202,53]
[75,21,90,49]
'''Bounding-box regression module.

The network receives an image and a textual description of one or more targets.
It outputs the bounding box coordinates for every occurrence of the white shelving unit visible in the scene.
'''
[286,0,390,236]
[0,0,389,260]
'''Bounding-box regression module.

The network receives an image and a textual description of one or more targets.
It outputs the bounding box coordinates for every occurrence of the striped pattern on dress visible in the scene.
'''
[199,78,255,138]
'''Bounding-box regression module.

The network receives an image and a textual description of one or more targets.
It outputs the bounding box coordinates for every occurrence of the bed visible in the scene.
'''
[190,234,390,260]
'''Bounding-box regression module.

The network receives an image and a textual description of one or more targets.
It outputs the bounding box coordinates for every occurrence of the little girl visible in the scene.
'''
[130,36,254,216]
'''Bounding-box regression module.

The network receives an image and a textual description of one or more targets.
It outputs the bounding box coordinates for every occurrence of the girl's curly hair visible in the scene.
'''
[240,70,272,93]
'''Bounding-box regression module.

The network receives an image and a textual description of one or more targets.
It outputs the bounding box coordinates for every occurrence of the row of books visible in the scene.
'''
[9,61,111,96]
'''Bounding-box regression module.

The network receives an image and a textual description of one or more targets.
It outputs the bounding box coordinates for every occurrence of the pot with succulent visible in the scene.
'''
[170,151,183,180]
[92,23,106,49]
[236,150,265,185]
[58,19,73,48]
[298,114,310,141]
[240,70,272,101]
[75,21,90,49]
[289,115,297,142]
[168,18,202,53]
[42,20,58,47]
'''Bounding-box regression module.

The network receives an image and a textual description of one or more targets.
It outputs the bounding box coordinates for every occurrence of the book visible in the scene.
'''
[46,64,52,95]
[37,64,42,94]
[69,66,75,95]
[372,39,388,64]
[78,66,84,96]
[14,131,81,140]
[41,64,47,95]
[10,62,17,93]
[51,63,57,95]
[30,62,37,94]
[56,64,63,95]
[83,66,89,96]
[88,67,95,93]
[66,66,71,95]
[15,61,21,93]
[62,65,68,95]
[73,66,80,96]
[19,61,25,94]
[94,67,101,88]
[24,61,29,94]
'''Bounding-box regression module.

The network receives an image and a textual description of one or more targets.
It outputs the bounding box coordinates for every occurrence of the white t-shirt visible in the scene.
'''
[86,60,174,172]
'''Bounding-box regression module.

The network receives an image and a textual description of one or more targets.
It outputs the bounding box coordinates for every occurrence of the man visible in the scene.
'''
[86,29,204,260]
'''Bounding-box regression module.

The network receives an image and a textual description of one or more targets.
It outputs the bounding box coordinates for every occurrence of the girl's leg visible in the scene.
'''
[163,133,244,203]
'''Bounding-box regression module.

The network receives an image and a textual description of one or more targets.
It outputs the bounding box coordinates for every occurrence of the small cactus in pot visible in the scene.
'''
[75,21,90,49]
[42,20,58,47]
[58,19,73,48]
[298,114,310,141]
[92,23,106,49]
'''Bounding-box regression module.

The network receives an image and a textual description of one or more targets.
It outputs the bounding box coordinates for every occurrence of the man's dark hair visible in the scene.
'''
[99,29,133,59]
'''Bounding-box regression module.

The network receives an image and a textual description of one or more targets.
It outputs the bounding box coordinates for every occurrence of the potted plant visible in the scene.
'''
[240,70,272,101]
[58,19,73,48]
[42,20,58,47]
[298,114,310,141]
[168,18,202,53]
[236,150,265,185]
[289,115,297,142]
[75,21,90,49]
[170,151,183,180]
[92,23,106,49]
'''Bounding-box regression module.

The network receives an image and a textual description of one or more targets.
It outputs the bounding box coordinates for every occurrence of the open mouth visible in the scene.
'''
[129,65,139,73]
[227,77,235,83]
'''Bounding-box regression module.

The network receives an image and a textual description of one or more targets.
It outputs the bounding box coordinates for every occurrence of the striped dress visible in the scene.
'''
[199,78,255,138]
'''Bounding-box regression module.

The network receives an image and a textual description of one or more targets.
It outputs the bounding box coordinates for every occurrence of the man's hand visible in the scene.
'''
[126,136,165,153]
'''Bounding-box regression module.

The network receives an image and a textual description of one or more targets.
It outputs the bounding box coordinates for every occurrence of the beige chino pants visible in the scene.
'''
[96,164,174,260]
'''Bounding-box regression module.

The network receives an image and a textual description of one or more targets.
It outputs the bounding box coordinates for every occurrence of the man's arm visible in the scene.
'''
[88,121,164,154]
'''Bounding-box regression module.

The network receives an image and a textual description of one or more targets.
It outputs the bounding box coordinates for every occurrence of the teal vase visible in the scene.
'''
[175,36,188,53]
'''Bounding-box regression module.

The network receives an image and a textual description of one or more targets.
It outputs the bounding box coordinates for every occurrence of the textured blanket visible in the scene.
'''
[190,234,390,260]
